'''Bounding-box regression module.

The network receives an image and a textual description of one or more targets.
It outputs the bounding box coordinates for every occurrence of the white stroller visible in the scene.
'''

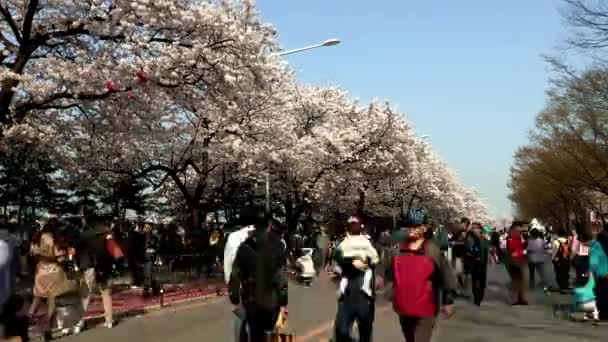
[295,248,316,287]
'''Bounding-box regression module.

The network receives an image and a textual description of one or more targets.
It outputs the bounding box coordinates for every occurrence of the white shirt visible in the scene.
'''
[223,226,255,284]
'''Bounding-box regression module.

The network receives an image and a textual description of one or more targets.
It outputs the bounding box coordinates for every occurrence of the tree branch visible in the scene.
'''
[22,0,40,41]
[0,4,22,43]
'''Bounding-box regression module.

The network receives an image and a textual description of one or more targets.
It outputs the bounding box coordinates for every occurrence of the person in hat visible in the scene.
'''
[384,209,457,342]
[333,216,379,342]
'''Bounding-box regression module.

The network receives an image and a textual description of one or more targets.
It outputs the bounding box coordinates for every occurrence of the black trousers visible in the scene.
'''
[399,316,435,342]
[335,292,375,342]
[553,260,570,290]
[528,262,539,288]
[242,304,280,342]
[596,277,608,321]
[471,265,487,306]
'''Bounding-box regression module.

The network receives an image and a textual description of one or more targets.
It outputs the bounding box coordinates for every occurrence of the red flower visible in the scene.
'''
[136,69,147,84]
[106,80,115,92]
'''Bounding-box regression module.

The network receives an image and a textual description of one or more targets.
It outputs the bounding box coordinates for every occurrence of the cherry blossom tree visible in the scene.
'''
[19,0,292,229]
[0,0,490,229]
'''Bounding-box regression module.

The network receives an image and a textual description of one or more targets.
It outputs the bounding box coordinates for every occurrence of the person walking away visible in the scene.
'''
[224,225,255,342]
[76,223,114,330]
[451,218,470,297]
[142,224,158,295]
[590,225,608,321]
[466,224,489,306]
[127,224,146,288]
[506,222,528,305]
[387,216,457,342]
[552,229,571,293]
[228,212,288,342]
[490,230,501,264]
[333,216,379,342]
[526,229,549,292]
[315,227,330,276]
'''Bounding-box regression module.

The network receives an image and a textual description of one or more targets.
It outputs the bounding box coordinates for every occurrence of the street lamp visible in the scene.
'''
[277,38,341,56]
[266,38,342,213]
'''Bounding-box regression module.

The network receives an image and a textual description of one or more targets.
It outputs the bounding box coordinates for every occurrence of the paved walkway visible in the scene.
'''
[29,278,226,337]
[59,264,606,342]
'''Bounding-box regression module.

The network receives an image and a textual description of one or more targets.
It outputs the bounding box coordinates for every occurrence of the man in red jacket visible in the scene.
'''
[506,222,528,305]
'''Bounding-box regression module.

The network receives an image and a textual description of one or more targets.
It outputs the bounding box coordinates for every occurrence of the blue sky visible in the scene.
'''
[257,0,568,219]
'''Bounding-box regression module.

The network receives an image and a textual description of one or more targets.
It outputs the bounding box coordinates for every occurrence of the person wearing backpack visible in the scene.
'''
[466,223,489,306]
[224,225,255,341]
[552,229,571,293]
[590,225,608,320]
[228,211,288,342]
[385,213,457,342]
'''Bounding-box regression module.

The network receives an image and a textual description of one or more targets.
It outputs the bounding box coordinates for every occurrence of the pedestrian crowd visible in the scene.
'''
[0,215,230,341]
[2,210,608,342]
[302,213,608,342]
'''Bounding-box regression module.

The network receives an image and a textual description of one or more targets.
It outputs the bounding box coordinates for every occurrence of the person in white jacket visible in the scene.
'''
[223,226,255,342]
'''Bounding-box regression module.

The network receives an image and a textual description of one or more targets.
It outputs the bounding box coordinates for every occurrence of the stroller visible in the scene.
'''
[295,248,316,287]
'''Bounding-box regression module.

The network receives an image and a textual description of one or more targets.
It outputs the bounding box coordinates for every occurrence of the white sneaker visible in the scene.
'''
[103,321,114,329]
[72,325,82,335]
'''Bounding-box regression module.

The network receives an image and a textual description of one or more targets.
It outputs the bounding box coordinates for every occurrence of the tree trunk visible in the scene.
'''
[284,198,297,233]
[17,192,24,225]
[190,206,203,231]
[356,188,365,217]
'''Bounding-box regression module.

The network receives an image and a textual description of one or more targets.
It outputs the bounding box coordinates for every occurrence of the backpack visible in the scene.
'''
[434,228,449,251]
[392,243,437,317]
[556,240,570,261]
[406,208,427,226]
[468,239,482,262]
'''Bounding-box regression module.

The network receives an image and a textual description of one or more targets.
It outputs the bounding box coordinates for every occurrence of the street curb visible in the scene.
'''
[84,289,225,327]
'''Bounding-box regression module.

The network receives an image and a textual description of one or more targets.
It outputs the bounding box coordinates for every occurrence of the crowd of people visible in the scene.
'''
[281,214,608,342]
[1,210,608,341]
[0,216,230,341]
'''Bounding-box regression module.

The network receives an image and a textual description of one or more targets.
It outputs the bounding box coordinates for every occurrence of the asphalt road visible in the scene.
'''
[63,264,606,342]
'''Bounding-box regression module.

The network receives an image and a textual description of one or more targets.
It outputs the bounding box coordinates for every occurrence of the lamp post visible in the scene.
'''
[265,38,342,214]
[277,38,341,56]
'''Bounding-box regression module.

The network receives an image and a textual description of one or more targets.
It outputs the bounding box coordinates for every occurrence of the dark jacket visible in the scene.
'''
[228,229,288,310]
[465,233,489,269]
[385,240,458,308]
[128,230,146,263]
[76,228,113,281]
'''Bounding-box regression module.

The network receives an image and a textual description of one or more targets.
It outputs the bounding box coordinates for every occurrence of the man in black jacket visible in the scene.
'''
[77,223,114,329]
[228,212,288,342]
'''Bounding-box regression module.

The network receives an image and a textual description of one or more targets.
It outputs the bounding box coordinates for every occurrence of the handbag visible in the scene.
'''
[106,237,125,259]
[264,311,294,342]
